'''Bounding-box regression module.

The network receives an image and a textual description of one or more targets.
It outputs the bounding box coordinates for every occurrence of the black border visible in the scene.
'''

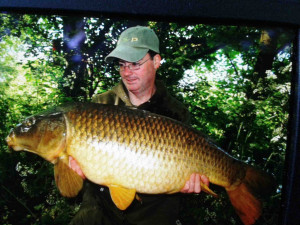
[1,0,300,27]
[1,1,299,224]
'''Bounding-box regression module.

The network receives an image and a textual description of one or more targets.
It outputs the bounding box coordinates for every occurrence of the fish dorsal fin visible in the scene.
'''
[108,185,136,210]
[54,155,83,197]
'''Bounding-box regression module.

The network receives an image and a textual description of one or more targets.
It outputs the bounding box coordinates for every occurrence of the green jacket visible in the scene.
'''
[92,80,190,124]
[70,80,191,225]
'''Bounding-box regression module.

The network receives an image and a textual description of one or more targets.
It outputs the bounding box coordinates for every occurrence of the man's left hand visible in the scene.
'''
[180,173,209,194]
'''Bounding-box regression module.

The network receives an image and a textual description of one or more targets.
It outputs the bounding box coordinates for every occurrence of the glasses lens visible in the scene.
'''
[114,61,144,72]
[130,63,140,71]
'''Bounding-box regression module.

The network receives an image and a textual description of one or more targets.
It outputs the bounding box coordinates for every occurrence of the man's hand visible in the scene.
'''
[69,156,86,179]
[180,173,209,194]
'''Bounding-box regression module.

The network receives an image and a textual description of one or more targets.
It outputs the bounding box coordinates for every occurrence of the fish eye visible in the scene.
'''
[20,125,31,133]
[20,117,36,132]
[25,120,32,127]
[24,118,34,126]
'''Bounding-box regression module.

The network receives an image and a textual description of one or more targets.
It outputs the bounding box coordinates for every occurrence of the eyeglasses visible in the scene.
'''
[114,57,151,71]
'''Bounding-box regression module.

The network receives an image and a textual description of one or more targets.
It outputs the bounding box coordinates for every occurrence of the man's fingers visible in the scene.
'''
[188,173,195,193]
[194,174,201,193]
[182,181,190,192]
[180,173,209,193]
[69,156,86,179]
[200,174,209,186]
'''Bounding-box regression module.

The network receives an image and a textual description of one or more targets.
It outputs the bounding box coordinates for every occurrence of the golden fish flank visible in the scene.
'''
[6,102,275,225]
[67,110,183,193]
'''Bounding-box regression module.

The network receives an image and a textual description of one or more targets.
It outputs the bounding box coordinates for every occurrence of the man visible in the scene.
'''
[70,26,209,225]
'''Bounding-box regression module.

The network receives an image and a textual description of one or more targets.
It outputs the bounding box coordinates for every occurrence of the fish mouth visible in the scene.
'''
[7,145,25,151]
[6,142,24,151]
[6,135,26,151]
[6,129,15,146]
[6,136,14,148]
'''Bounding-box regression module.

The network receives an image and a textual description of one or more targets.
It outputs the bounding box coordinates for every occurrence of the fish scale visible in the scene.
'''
[6,102,275,225]
[66,104,236,193]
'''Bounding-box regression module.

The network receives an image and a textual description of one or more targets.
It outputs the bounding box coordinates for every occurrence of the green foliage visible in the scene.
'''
[179,36,291,224]
[0,12,294,224]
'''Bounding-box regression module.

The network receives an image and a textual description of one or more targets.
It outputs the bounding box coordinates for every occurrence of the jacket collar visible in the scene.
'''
[112,80,168,107]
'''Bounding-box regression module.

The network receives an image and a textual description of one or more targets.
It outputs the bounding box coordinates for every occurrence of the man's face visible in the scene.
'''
[119,53,159,94]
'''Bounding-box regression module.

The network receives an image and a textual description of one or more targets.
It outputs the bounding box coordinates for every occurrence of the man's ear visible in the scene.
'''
[153,54,161,69]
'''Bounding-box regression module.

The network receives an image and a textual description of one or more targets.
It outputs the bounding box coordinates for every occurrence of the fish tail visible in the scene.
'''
[226,166,275,225]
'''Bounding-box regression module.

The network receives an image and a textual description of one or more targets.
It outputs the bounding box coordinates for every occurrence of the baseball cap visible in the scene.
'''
[105,26,160,63]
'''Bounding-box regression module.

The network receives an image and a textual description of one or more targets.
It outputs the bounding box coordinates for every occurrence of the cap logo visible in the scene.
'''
[131,37,138,42]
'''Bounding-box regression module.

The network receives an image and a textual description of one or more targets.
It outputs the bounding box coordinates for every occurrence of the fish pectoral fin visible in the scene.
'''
[108,185,136,210]
[201,182,218,198]
[54,156,83,198]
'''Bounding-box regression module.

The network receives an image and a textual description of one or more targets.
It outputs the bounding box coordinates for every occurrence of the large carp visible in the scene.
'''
[6,102,275,225]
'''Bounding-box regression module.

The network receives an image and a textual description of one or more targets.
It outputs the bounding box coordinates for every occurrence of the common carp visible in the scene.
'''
[6,102,275,225]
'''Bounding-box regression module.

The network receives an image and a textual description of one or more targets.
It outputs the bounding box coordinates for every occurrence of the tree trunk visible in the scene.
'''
[60,16,87,99]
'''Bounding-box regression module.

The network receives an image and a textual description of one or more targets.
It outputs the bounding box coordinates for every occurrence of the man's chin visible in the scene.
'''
[124,82,140,92]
